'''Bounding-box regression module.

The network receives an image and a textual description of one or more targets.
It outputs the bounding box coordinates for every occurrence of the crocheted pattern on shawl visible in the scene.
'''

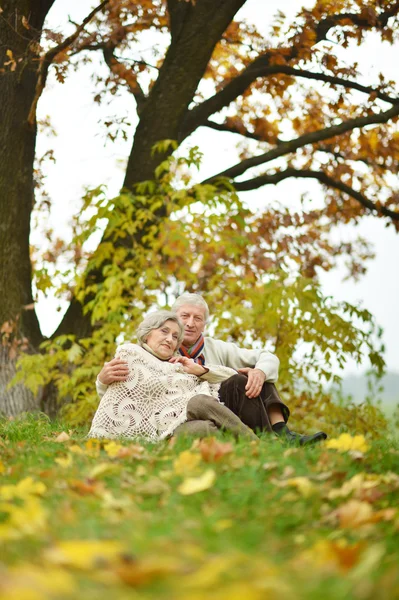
[89,343,224,442]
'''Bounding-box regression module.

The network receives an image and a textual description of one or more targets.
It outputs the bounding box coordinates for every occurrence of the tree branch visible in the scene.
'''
[204,102,399,182]
[315,3,399,41]
[202,120,394,170]
[27,0,110,126]
[182,4,399,137]
[102,46,146,112]
[233,167,399,221]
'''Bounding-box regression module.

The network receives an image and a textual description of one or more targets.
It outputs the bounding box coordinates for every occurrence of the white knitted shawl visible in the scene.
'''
[88,343,227,442]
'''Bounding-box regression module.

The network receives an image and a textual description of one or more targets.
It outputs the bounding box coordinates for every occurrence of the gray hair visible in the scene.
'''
[136,310,185,346]
[171,293,209,322]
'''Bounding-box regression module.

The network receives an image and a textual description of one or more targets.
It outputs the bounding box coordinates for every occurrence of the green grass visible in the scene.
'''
[0,413,398,600]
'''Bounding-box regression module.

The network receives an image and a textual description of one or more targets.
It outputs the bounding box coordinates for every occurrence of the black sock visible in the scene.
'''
[272,422,289,435]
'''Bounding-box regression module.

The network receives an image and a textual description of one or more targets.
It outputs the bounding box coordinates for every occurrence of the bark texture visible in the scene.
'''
[0,0,54,415]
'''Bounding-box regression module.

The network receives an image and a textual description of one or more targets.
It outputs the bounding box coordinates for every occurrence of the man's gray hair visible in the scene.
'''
[136,310,185,346]
[171,293,210,322]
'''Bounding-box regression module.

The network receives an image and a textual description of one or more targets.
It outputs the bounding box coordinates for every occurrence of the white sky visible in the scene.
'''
[35,0,399,375]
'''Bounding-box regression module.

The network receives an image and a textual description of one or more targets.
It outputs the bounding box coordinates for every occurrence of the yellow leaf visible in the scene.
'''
[173,450,201,475]
[104,441,124,458]
[88,462,120,479]
[285,476,315,498]
[326,434,369,454]
[44,540,125,570]
[84,438,101,456]
[69,444,85,455]
[0,566,76,599]
[0,496,47,540]
[177,469,216,495]
[0,460,6,474]
[0,477,46,500]
[213,519,233,532]
[54,454,73,468]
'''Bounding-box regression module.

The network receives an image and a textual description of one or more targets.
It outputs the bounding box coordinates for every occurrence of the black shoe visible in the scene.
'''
[283,429,327,446]
[273,423,327,446]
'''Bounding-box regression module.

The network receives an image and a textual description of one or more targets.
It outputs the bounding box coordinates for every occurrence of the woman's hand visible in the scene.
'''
[98,358,129,385]
[169,356,208,376]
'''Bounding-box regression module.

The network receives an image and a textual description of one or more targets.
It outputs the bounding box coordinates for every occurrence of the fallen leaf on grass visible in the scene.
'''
[69,444,85,454]
[178,469,216,496]
[326,434,369,454]
[0,477,46,500]
[327,499,396,529]
[335,499,374,528]
[55,454,73,468]
[88,462,121,479]
[197,438,233,463]
[0,496,47,540]
[69,479,104,496]
[272,476,316,498]
[174,450,201,475]
[103,441,124,458]
[262,461,279,471]
[84,438,101,456]
[297,538,365,573]
[44,539,126,570]
[282,466,295,478]
[54,431,70,443]
[0,565,76,598]
[115,555,181,587]
[135,478,170,496]
[213,519,233,532]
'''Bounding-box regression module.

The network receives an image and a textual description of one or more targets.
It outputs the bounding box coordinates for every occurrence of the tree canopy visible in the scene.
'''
[1,0,398,417]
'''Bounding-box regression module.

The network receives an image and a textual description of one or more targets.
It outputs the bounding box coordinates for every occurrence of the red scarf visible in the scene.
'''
[179,334,205,365]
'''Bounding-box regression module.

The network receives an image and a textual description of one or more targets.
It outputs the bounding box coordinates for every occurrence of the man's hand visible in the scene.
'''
[98,358,129,385]
[237,367,266,398]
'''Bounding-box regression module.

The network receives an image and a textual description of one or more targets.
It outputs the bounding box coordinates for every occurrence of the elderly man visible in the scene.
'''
[170,293,327,445]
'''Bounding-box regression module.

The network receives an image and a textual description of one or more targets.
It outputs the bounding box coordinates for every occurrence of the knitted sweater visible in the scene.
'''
[203,337,279,382]
[90,343,236,442]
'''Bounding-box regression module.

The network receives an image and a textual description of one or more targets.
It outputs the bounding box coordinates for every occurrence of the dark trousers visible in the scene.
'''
[218,374,290,434]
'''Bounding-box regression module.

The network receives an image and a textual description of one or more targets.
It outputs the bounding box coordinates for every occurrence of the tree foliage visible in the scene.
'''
[1,0,399,417]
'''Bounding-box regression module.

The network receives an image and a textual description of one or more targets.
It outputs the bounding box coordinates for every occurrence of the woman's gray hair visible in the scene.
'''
[171,293,209,322]
[136,310,185,346]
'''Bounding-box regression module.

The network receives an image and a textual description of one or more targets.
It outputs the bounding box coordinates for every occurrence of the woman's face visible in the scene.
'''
[145,320,180,359]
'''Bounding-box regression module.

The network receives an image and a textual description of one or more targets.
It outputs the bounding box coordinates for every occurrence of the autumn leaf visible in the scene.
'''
[334,499,374,528]
[0,477,46,500]
[88,462,121,479]
[173,450,201,475]
[69,479,103,496]
[197,438,233,463]
[177,470,216,496]
[297,538,365,573]
[44,539,126,570]
[135,478,170,496]
[54,431,70,443]
[54,454,73,468]
[115,555,181,587]
[326,434,369,454]
[0,565,76,598]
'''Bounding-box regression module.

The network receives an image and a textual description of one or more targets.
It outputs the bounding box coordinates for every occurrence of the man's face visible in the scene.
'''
[175,304,206,346]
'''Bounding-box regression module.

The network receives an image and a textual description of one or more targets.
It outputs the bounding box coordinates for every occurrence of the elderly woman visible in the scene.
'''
[89,310,258,441]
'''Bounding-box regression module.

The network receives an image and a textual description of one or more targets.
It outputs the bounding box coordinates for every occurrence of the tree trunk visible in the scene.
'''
[0,0,55,415]
[57,0,247,337]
